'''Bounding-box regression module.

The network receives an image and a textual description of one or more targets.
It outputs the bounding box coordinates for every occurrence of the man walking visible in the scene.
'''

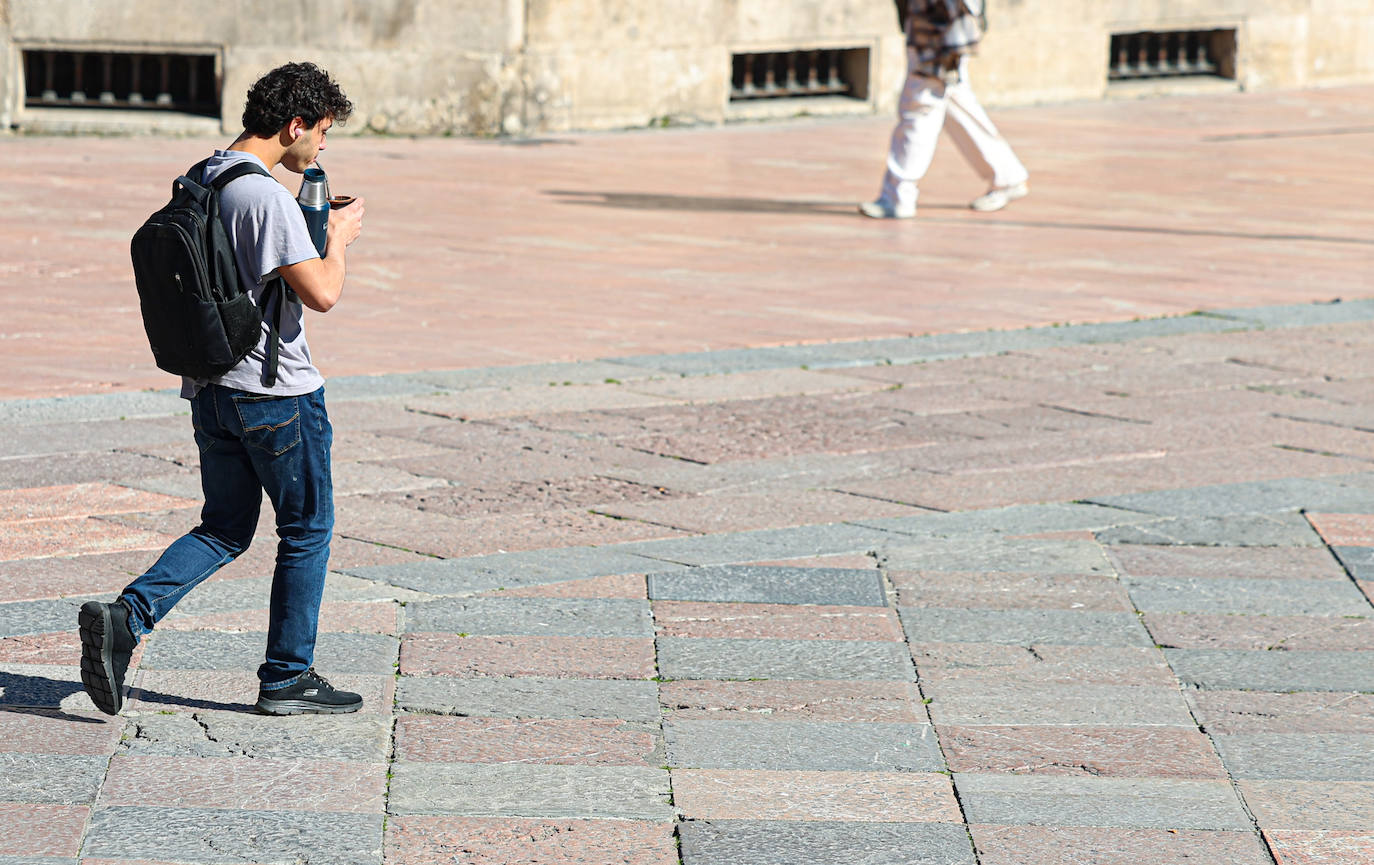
[861,0,1030,219]
[79,62,366,716]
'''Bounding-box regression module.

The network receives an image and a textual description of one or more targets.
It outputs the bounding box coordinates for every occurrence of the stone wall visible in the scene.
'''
[0,0,1371,136]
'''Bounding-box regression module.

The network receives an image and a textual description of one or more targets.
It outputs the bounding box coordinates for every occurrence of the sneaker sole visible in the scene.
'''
[78,602,122,716]
[255,696,363,716]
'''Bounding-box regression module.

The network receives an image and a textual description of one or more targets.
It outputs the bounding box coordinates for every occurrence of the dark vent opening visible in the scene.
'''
[731,48,869,101]
[1109,30,1237,81]
[22,50,220,116]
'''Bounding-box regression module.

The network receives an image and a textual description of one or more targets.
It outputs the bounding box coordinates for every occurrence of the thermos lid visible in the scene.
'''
[297,167,330,207]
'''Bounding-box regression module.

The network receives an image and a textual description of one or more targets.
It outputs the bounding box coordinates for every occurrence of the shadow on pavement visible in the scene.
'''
[545,189,856,215]
[0,670,252,716]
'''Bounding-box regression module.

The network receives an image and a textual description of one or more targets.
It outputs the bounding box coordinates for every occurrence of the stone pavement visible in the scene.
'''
[2,296,1374,864]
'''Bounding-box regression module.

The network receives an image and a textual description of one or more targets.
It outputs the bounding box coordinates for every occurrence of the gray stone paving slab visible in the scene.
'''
[1088,477,1374,518]
[0,450,174,491]
[164,573,415,616]
[413,360,658,390]
[901,609,1154,647]
[81,806,382,863]
[0,858,76,865]
[0,390,184,425]
[678,820,976,865]
[923,682,1197,726]
[954,775,1253,830]
[1048,313,1242,344]
[1332,546,1374,579]
[0,753,105,804]
[388,762,674,820]
[1219,298,1374,329]
[1165,649,1374,691]
[0,415,188,460]
[1095,512,1325,547]
[664,720,942,771]
[343,546,678,595]
[119,710,393,760]
[1121,575,1373,616]
[646,566,885,606]
[1212,733,1374,781]
[656,637,914,682]
[395,675,662,721]
[0,598,83,638]
[619,523,897,566]
[137,631,398,673]
[0,664,89,711]
[881,537,1114,574]
[321,374,445,400]
[403,597,652,637]
[854,502,1144,539]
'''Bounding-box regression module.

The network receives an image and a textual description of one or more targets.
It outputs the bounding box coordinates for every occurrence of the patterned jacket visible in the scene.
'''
[895,0,986,77]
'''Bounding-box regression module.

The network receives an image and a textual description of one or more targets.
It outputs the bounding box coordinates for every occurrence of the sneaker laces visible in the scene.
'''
[301,667,335,690]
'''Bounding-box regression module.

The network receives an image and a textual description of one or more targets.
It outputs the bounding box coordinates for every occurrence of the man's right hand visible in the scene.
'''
[327,197,365,248]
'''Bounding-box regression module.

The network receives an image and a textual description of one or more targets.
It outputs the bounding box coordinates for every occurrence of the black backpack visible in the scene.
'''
[130,158,286,386]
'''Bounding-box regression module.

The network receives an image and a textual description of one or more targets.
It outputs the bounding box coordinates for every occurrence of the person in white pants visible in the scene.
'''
[862,0,1029,219]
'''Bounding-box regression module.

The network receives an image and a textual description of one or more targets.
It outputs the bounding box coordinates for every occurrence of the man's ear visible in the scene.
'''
[289,117,306,140]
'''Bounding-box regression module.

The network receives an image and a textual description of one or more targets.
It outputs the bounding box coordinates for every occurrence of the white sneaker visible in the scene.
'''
[969,181,1029,212]
[859,199,916,219]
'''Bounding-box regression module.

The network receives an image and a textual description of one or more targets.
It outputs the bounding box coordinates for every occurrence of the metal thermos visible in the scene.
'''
[297,166,330,256]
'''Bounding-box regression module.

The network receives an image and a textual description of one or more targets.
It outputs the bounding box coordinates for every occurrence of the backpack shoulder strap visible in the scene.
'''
[206,160,274,191]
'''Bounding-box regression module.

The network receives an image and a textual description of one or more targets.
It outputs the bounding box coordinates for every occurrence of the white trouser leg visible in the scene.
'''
[879,50,948,210]
[942,59,1028,189]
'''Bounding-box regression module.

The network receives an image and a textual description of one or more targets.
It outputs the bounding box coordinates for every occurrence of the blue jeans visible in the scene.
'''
[120,384,334,690]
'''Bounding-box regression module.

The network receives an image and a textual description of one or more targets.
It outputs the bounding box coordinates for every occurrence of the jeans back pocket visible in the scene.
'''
[231,393,302,456]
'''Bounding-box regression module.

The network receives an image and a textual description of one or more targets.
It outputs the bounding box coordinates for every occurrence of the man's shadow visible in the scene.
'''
[0,670,251,720]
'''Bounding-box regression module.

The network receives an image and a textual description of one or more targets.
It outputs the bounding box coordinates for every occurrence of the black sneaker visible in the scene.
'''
[255,668,363,715]
[78,599,137,716]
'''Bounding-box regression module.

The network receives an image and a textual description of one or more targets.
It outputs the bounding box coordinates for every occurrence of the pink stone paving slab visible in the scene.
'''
[403,385,675,421]
[385,816,677,865]
[940,725,1227,778]
[594,488,924,533]
[479,573,648,599]
[1306,513,1374,547]
[970,825,1273,865]
[0,803,88,856]
[1105,545,1348,580]
[400,634,656,679]
[890,571,1134,613]
[660,680,924,723]
[0,483,199,523]
[329,535,443,569]
[1187,692,1374,735]
[126,670,393,715]
[671,769,961,822]
[334,497,691,559]
[913,644,1178,687]
[0,630,82,666]
[159,601,398,635]
[1145,613,1374,651]
[1240,781,1374,831]
[0,548,155,601]
[1266,831,1374,865]
[0,705,123,754]
[374,474,687,521]
[395,716,659,766]
[0,516,175,561]
[652,601,904,641]
[100,755,387,812]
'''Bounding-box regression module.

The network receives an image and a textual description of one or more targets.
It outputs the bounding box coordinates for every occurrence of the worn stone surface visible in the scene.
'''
[79,807,382,863]
[136,631,399,674]
[1121,575,1370,616]
[900,608,1154,648]
[678,820,977,865]
[1264,830,1374,865]
[1146,613,1374,651]
[395,716,661,766]
[0,803,88,857]
[118,711,393,760]
[400,634,656,679]
[388,762,674,820]
[0,753,106,805]
[672,770,960,822]
[955,775,1254,830]
[881,538,1114,575]
[664,720,943,772]
[1106,545,1348,580]
[656,637,915,681]
[385,816,678,865]
[646,566,885,606]
[660,679,924,723]
[1240,781,1374,830]
[969,825,1273,865]
[1187,691,1374,735]
[395,675,662,722]
[1165,649,1374,692]
[653,602,904,641]
[1095,513,1325,547]
[891,571,1134,612]
[98,755,387,812]
[941,726,1227,778]
[345,547,680,596]
[403,598,653,638]
[923,681,1196,727]
[1212,734,1374,781]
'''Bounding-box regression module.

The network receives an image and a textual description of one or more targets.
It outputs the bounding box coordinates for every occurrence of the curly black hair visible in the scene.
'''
[241,62,354,136]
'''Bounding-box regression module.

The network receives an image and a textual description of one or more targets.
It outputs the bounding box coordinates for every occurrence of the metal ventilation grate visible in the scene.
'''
[730,49,867,101]
[22,50,220,116]
[1109,30,1236,81]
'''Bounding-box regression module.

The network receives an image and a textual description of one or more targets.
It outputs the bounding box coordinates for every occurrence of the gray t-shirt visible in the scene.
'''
[180,150,323,398]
